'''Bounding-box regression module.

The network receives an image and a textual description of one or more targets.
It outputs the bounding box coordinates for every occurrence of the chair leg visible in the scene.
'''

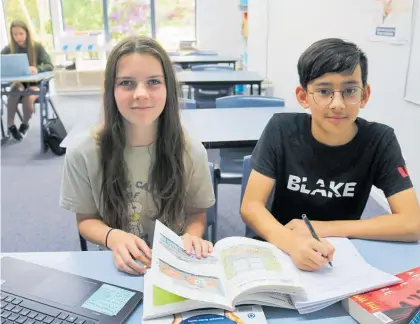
[79,233,88,251]
[212,168,220,244]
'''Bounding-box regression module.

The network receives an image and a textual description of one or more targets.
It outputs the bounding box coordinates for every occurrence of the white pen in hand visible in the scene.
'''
[301,214,333,267]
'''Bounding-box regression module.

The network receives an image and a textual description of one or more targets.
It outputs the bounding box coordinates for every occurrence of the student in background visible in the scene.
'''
[1,19,53,141]
[241,38,420,272]
[60,36,215,275]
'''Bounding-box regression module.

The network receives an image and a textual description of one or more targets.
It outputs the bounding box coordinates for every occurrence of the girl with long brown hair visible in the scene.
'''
[60,36,215,275]
[1,19,53,140]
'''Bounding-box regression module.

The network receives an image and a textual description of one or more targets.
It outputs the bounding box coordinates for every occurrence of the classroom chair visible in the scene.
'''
[78,163,219,251]
[1,84,58,143]
[214,95,285,188]
[189,65,235,108]
[216,95,285,108]
[191,64,233,72]
[240,155,274,238]
[179,98,197,109]
[187,51,218,56]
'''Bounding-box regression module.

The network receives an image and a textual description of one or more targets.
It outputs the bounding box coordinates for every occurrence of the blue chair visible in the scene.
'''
[188,51,218,56]
[216,95,285,108]
[205,162,219,243]
[78,163,219,250]
[179,98,197,109]
[189,65,235,108]
[214,95,285,186]
[240,155,274,238]
[191,64,233,72]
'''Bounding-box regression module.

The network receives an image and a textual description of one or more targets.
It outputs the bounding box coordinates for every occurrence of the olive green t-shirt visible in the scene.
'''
[59,131,216,245]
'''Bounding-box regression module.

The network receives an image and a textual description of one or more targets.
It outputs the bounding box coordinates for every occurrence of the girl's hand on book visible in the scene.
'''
[288,236,335,271]
[182,233,213,259]
[107,229,152,275]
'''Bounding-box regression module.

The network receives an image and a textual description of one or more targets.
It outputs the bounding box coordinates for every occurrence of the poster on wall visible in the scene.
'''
[370,0,414,44]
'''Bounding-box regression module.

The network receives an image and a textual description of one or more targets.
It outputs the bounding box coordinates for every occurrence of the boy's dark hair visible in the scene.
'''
[298,38,368,89]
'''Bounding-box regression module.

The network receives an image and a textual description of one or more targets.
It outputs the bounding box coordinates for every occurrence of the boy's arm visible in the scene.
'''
[287,130,420,242]
[241,170,298,253]
[292,188,420,241]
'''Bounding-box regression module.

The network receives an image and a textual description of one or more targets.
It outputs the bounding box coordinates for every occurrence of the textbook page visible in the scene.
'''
[291,237,401,314]
[142,272,222,320]
[214,236,303,305]
[150,221,232,308]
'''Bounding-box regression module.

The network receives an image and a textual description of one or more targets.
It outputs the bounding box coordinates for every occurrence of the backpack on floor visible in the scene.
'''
[42,117,67,156]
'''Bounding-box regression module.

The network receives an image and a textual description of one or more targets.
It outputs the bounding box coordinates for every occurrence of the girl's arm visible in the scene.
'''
[36,43,54,72]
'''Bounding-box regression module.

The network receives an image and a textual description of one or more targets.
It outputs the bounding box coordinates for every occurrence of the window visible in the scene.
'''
[61,0,104,33]
[108,0,152,45]
[61,0,104,61]
[3,0,54,52]
[155,0,195,50]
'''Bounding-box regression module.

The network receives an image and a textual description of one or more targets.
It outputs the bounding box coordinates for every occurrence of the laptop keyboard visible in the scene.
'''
[0,293,97,324]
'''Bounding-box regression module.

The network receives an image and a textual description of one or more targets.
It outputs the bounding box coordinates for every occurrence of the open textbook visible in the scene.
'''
[142,221,401,320]
[143,305,267,324]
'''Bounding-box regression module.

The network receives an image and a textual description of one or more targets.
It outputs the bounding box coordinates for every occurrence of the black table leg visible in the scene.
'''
[258,83,262,95]
[250,83,254,95]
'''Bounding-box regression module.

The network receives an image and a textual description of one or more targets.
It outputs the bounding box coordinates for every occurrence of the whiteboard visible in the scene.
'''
[405,0,420,105]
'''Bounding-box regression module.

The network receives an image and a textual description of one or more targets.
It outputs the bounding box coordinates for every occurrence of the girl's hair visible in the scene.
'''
[99,36,187,233]
[9,20,36,66]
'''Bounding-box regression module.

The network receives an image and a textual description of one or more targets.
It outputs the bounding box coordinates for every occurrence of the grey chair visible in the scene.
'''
[188,65,235,108]
[214,95,285,187]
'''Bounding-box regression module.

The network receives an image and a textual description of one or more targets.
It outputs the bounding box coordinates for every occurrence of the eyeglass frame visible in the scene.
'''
[306,86,365,106]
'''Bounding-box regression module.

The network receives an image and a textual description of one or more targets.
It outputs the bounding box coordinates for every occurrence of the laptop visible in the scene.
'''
[0,257,143,324]
[1,54,31,78]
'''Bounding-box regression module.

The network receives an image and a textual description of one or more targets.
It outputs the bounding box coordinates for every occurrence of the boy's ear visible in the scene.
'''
[360,83,371,109]
[295,85,310,108]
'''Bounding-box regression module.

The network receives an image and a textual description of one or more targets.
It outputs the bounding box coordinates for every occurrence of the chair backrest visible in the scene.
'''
[179,98,197,109]
[188,51,218,56]
[207,162,217,227]
[216,95,285,108]
[240,155,274,238]
[191,64,234,72]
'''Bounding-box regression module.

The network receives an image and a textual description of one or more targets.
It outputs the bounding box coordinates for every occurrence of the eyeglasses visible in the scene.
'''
[308,86,364,106]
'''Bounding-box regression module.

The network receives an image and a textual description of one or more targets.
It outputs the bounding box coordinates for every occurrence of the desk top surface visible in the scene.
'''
[171,55,238,63]
[176,70,263,83]
[1,71,54,84]
[2,239,419,324]
[60,107,301,149]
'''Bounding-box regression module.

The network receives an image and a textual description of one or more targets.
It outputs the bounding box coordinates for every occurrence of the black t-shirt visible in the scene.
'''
[251,113,413,225]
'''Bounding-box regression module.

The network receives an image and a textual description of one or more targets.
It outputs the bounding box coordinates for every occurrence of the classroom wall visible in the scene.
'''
[247,0,420,202]
[196,0,244,57]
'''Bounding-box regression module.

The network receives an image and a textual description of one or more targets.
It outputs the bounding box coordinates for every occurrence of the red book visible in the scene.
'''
[342,267,420,323]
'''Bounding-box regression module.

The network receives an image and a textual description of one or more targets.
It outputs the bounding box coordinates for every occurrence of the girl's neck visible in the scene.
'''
[125,121,158,147]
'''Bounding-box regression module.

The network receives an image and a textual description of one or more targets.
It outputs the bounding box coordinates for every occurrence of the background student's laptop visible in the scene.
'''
[1,54,31,78]
[0,257,143,324]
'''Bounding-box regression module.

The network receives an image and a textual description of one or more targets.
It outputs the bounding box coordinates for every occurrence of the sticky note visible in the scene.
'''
[81,284,135,316]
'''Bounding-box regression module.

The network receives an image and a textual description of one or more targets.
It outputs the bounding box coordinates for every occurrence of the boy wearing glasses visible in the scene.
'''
[241,38,420,272]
